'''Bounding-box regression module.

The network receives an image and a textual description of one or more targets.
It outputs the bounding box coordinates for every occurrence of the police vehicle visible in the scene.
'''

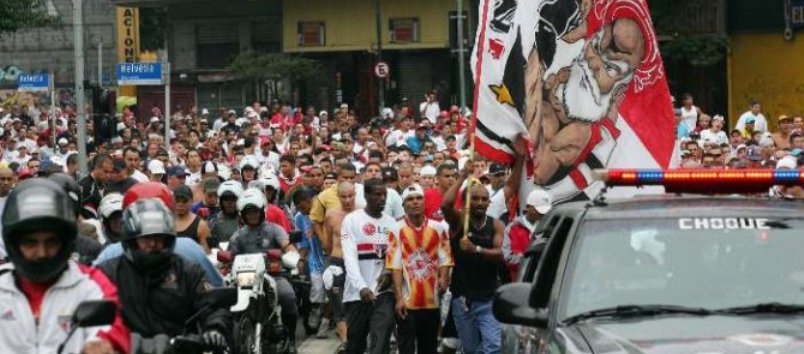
[494,169,804,353]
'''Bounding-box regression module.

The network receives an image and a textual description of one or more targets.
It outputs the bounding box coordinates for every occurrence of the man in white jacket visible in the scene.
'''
[0,179,129,354]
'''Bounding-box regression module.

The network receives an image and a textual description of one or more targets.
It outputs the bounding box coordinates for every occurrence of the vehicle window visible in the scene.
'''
[531,217,574,307]
[561,217,804,319]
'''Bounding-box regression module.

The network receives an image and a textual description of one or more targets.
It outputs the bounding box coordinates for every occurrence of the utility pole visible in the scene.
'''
[164,38,171,153]
[97,41,103,87]
[457,0,467,110]
[375,0,384,114]
[73,0,88,173]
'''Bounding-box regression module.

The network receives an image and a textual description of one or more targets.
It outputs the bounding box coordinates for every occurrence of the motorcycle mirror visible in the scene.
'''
[57,300,116,354]
[73,300,117,327]
[288,230,303,244]
[217,250,233,263]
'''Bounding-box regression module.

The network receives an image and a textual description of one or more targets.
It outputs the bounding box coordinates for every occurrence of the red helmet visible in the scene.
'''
[122,182,176,211]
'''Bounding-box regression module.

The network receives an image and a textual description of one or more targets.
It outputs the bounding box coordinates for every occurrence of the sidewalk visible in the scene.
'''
[298,337,342,354]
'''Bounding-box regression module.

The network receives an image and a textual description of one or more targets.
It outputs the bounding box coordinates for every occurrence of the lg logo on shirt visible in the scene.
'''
[362,223,389,238]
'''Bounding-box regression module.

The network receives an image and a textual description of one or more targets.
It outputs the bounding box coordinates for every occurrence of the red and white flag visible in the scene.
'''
[471,0,677,203]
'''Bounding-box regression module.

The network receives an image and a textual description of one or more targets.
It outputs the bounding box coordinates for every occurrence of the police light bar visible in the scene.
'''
[594,169,804,194]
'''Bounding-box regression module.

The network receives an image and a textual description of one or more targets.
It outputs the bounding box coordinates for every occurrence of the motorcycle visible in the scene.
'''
[217,235,301,354]
[130,287,237,354]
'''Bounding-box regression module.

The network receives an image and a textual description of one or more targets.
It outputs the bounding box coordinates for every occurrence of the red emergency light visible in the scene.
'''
[594,169,804,194]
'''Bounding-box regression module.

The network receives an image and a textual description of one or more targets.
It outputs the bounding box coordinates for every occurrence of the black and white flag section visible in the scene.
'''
[470,0,677,203]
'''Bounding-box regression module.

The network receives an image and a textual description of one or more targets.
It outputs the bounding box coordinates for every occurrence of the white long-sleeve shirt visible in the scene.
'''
[340,209,396,302]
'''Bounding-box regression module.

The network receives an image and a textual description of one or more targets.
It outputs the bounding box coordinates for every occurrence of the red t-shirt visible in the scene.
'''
[424,188,445,221]
[266,204,292,232]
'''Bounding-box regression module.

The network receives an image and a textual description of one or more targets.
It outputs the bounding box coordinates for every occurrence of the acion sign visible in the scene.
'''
[116,7,140,63]
[17,73,50,92]
[117,63,163,86]
[791,0,804,27]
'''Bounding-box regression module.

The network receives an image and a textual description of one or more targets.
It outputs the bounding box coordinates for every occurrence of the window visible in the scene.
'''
[196,22,239,69]
[389,17,420,43]
[297,22,325,47]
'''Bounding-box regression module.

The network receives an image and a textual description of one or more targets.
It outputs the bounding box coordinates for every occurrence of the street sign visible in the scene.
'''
[17,73,50,92]
[374,62,389,79]
[117,62,163,85]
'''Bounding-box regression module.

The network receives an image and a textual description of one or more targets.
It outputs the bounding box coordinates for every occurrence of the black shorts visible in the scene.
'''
[326,257,346,322]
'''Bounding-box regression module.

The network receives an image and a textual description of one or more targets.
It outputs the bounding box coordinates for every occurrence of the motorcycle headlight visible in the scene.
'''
[236,272,257,286]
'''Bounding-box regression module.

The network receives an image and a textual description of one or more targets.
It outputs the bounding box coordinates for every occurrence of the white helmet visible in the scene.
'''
[98,193,124,219]
[218,180,244,199]
[239,155,260,171]
[237,188,267,213]
[260,173,281,192]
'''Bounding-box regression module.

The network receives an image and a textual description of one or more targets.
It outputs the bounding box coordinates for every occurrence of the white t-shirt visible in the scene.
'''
[486,186,507,219]
[700,129,728,146]
[419,101,440,125]
[130,169,149,183]
[679,106,699,131]
[384,188,405,220]
[736,111,769,133]
[386,129,415,147]
[340,209,396,302]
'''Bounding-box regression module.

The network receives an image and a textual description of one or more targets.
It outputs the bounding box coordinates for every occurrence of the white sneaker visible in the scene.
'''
[316,318,330,339]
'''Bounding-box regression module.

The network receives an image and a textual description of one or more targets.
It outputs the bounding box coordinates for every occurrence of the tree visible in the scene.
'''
[228,52,321,101]
[649,0,728,67]
[0,0,54,35]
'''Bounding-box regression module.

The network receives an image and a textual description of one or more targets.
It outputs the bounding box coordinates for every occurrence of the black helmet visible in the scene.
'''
[2,178,78,282]
[121,198,177,272]
[49,173,83,216]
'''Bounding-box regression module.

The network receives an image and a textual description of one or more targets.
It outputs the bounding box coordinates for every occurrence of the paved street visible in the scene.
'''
[298,337,342,354]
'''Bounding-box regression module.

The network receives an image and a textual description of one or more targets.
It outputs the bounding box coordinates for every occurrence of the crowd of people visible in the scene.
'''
[675,95,804,188]
[0,88,801,354]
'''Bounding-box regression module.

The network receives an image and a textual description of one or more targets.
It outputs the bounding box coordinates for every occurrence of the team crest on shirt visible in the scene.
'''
[362,223,376,236]
[407,250,436,281]
[58,315,72,333]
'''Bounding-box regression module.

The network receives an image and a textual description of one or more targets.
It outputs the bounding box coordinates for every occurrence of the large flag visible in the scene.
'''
[471,0,677,203]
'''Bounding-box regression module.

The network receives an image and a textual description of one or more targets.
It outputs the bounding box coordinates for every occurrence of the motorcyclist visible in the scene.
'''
[0,178,130,354]
[239,155,260,188]
[249,173,292,232]
[93,182,224,287]
[98,193,125,246]
[229,187,301,353]
[209,180,243,247]
[97,198,230,352]
[49,173,103,265]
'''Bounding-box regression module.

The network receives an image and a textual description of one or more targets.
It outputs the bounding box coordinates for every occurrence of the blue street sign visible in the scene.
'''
[117,62,163,86]
[18,73,50,92]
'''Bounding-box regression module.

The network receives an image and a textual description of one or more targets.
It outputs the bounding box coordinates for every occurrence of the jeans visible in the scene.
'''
[451,297,501,354]
[275,276,298,342]
[344,292,395,354]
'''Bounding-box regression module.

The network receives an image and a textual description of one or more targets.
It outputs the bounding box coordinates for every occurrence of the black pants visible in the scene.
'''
[396,309,440,354]
[344,292,395,354]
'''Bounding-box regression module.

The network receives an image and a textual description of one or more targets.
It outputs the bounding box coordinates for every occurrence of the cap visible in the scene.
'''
[745,116,757,124]
[382,168,398,182]
[204,179,221,194]
[324,172,337,180]
[201,108,209,115]
[746,146,763,161]
[150,117,159,123]
[157,149,169,157]
[401,184,425,201]
[776,155,797,170]
[173,185,193,200]
[58,138,68,146]
[416,123,428,130]
[778,114,792,122]
[526,189,553,214]
[147,159,165,175]
[167,165,189,177]
[488,163,506,175]
[420,165,436,177]
[439,111,449,118]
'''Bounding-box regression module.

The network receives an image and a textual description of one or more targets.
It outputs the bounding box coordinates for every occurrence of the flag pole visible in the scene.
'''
[462,121,476,240]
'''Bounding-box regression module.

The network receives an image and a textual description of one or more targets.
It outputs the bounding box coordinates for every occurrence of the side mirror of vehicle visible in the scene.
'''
[73,300,117,327]
[217,250,233,263]
[58,300,117,354]
[205,287,238,308]
[288,230,303,244]
[493,283,548,328]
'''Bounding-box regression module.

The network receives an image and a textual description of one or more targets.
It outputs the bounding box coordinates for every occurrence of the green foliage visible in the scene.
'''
[0,0,55,35]
[660,34,728,67]
[228,52,321,82]
[650,0,727,67]
[139,7,167,51]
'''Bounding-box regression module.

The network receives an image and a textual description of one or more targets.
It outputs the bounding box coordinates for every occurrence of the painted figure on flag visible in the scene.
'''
[472,0,675,202]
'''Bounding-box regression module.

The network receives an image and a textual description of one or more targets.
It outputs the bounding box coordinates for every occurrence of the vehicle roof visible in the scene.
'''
[557,195,804,221]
